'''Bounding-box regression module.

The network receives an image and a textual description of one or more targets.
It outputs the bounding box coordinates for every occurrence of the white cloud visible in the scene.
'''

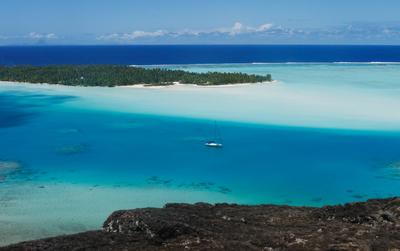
[229,22,245,35]
[27,32,58,40]
[215,22,274,36]
[173,29,201,37]
[255,23,274,32]
[4,22,400,45]
[0,33,59,45]
[97,22,276,42]
[97,30,166,41]
[94,22,400,44]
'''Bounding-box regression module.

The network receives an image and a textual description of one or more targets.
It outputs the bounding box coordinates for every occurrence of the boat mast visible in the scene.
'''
[214,121,217,141]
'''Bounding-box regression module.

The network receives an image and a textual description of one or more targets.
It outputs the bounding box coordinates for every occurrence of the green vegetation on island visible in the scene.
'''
[0,65,272,87]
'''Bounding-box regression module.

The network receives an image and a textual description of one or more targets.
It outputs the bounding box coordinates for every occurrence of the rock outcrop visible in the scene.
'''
[2,198,400,250]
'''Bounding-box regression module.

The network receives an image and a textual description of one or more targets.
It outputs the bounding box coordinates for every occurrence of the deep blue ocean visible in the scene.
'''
[1,45,400,65]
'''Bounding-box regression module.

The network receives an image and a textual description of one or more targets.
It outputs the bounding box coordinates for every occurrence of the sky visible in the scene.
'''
[1,0,400,45]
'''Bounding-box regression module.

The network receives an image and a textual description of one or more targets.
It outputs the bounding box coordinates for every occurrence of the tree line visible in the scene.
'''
[0,65,272,87]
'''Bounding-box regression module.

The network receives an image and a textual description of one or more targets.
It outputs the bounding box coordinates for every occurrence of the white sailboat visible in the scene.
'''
[205,121,223,148]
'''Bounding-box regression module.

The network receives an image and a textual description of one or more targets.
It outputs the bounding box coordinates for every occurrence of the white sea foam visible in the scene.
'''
[333,61,400,65]
[136,62,400,67]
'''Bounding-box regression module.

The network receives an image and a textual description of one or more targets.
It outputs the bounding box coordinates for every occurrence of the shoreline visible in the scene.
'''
[0,80,274,89]
[115,82,273,89]
[0,181,235,246]
[2,197,399,250]
[2,78,400,132]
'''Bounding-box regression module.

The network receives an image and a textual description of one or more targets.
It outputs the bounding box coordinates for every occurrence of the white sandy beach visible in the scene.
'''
[116,82,256,89]
[2,78,400,131]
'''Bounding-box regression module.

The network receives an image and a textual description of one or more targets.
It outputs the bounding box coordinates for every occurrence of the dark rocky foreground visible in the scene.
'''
[2,198,400,251]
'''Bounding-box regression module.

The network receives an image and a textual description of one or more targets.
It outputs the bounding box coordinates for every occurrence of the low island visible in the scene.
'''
[0,65,272,87]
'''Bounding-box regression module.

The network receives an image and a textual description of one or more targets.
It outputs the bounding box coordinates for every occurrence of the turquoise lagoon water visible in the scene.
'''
[2,63,400,244]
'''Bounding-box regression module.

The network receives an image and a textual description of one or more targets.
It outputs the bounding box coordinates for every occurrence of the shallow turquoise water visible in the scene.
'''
[2,92,400,204]
[161,62,400,89]
[1,63,400,244]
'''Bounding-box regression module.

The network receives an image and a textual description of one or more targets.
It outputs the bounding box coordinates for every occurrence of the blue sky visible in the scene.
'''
[1,0,400,45]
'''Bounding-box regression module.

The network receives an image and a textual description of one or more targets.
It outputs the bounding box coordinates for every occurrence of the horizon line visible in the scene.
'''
[2,43,400,47]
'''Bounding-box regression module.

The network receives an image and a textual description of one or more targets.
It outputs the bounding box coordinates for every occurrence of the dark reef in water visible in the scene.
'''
[0,160,23,183]
[146,176,232,194]
[55,143,89,155]
[0,91,76,129]
[2,197,400,250]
